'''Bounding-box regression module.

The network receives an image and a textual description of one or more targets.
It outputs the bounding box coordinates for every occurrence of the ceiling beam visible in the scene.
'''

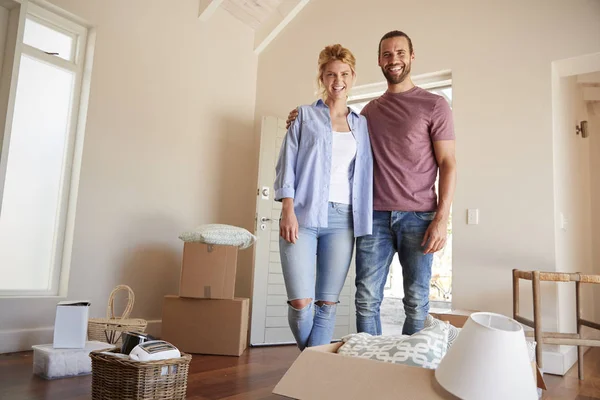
[254,0,310,55]
[198,0,225,21]
[583,87,600,102]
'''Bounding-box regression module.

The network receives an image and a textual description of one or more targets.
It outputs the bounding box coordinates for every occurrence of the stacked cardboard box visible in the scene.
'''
[161,242,249,356]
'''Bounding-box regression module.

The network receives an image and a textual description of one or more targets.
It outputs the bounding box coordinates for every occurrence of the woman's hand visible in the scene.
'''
[280,199,299,244]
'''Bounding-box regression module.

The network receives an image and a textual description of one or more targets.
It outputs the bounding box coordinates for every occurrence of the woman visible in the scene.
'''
[274,44,373,350]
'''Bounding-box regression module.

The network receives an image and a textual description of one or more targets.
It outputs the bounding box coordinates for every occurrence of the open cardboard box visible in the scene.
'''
[274,312,546,399]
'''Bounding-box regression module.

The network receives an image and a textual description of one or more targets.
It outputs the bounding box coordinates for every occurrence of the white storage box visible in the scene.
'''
[33,341,112,380]
[53,300,91,348]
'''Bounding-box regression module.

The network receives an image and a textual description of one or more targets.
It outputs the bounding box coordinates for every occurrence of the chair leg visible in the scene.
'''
[512,269,519,320]
[533,271,543,369]
[576,280,584,380]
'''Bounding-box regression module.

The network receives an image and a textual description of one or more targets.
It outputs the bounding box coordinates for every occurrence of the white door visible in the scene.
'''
[250,116,357,346]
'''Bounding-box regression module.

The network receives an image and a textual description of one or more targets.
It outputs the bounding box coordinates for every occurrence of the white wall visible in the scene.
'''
[254,0,600,331]
[0,0,259,351]
[552,76,594,334]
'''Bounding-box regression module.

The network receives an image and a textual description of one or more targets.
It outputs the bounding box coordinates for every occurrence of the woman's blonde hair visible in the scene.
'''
[316,44,356,100]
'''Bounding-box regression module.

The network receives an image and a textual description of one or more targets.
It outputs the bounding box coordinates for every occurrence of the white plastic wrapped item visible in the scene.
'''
[32,341,112,379]
[178,224,257,249]
[129,340,181,361]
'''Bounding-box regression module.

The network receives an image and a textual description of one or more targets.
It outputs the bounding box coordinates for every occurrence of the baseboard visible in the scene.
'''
[0,326,54,354]
[0,320,162,354]
[541,346,578,376]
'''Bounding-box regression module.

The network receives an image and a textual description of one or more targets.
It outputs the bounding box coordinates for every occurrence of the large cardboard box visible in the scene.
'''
[275,342,457,400]
[161,295,248,356]
[274,312,546,399]
[179,242,238,299]
[52,301,90,349]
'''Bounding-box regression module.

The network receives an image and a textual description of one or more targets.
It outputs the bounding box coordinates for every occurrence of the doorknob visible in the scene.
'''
[258,186,270,199]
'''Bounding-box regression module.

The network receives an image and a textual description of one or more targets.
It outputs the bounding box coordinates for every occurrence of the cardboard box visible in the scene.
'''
[161,295,248,356]
[179,243,238,299]
[430,309,476,328]
[274,312,546,399]
[53,301,90,349]
[274,342,457,400]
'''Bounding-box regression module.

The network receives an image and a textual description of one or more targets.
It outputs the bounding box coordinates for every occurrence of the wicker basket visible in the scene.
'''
[90,349,192,400]
[88,285,148,346]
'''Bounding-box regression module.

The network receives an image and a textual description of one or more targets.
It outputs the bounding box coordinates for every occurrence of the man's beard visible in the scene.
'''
[381,62,411,85]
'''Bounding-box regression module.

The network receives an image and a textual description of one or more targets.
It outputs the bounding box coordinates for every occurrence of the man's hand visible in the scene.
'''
[286,108,299,129]
[421,217,448,254]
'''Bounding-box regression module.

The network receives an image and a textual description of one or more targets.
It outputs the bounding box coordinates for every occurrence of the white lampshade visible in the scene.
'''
[435,312,538,400]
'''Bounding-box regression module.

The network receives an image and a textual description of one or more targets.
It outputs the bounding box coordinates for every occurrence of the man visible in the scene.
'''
[286,31,456,336]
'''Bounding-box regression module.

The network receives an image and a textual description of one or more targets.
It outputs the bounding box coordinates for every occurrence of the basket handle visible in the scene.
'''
[106,285,135,319]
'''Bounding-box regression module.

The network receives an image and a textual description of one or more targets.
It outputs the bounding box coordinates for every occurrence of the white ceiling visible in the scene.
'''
[222,0,283,30]
[197,0,310,53]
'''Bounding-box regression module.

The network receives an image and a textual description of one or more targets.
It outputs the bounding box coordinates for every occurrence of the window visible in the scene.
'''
[348,73,454,308]
[0,3,92,296]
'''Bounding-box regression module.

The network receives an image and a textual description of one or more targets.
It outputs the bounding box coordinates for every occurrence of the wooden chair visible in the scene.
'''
[512,269,600,380]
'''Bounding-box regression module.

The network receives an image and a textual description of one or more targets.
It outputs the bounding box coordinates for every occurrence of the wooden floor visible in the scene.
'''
[0,345,599,399]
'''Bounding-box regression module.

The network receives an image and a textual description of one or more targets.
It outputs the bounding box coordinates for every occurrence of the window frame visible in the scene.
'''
[0,1,92,297]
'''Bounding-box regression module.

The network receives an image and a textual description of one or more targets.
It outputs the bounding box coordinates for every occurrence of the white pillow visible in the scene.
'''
[337,321,450,369]
[178,224,257,250]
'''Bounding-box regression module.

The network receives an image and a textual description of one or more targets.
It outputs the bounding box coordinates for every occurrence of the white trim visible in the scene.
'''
[0,326,55,354]
[0,320,162,354]
[23,13,78,62]
[0,2,26,220]
[541,346,578,376]
[254,0,310,55]
[26,2,86,36]
[198,0,224,21]
[58,27,94,296]
[21,43,77,71]
[553,52,600,78]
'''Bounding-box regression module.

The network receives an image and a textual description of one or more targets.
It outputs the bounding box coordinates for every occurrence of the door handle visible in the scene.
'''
[261,217,279,222]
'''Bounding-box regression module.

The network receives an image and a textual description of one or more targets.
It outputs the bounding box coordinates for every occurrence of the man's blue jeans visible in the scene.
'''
[355,210,435,336]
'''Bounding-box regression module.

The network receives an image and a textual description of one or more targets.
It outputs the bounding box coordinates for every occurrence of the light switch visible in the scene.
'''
[467,209,479,225]
[560,213,568,231]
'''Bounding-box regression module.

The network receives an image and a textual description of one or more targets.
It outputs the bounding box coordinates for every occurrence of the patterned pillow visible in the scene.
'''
[178,224,257,249]
[337,321,450,369]
[424,314,461,351]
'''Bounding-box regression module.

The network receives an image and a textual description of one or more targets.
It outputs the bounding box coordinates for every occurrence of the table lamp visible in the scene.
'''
[435,312,538,400]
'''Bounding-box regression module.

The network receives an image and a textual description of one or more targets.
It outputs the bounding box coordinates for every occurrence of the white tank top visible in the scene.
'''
[328,130,357,205]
